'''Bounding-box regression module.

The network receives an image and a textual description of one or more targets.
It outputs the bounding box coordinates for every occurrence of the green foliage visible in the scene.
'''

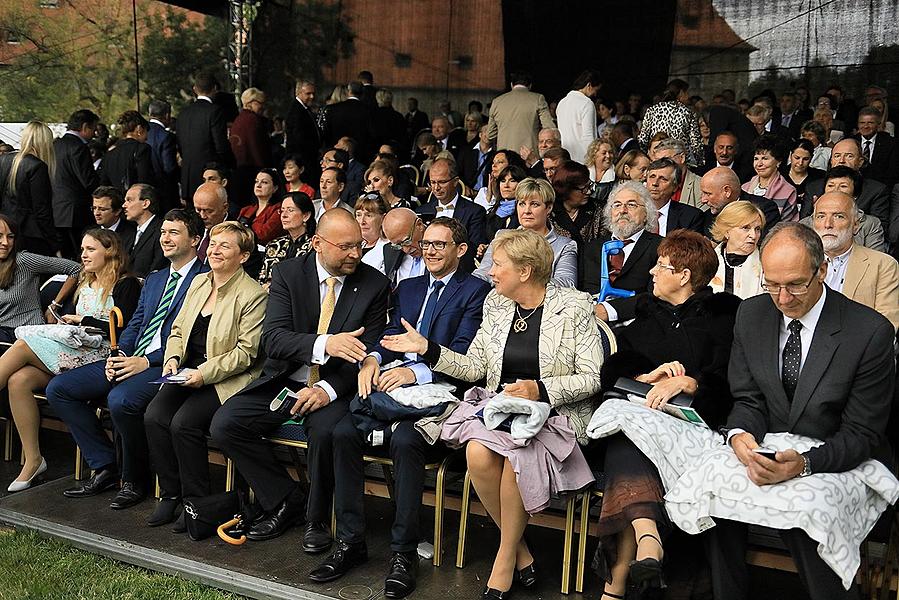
[140,8,229,113]
[0,528,242,599]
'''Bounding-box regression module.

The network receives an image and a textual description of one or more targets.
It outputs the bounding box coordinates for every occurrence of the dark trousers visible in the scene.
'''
[705,518,859,600]
[333,415,445,552]
[45,360,162,483]
[144,383,221,499]
[210,376,349,519]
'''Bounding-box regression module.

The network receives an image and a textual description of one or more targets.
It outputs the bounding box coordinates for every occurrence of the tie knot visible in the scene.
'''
[170,271,181,281]
[788,319,802,335]
[619,239,634,247]
[325,276,337,290]
[432,280,445,292]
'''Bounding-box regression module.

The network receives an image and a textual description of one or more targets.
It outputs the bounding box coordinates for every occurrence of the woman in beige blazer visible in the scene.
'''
[382,229,603,598]
[144,221,267,528]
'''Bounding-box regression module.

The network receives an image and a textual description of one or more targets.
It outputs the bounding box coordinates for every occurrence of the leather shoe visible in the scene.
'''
[482,586,510,599]
[309,540,367,583]
[384,551,418,598]
[63,467,119,498]
[172,513,187,534]
[109,482,145,510]
[246,495,306,541]
[147,497,181,527]
[303,521,332,554]
[517,562,537,588]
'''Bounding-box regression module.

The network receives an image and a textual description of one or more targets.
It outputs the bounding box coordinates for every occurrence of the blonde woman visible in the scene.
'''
[2,229,140,492]
[0,120,58,255]
[709,201,766,299]
[586,138,616,184]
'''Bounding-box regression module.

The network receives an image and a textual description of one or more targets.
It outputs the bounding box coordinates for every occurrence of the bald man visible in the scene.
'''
[700,166,780,239]
[192,182,263,277]
[381,208,427,285]
[211,209,391,554]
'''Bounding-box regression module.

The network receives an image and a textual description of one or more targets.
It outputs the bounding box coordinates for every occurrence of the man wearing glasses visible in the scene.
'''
[381,208,427,285]
[707,221,895,600]
[211,209,390,552]
[321,217,490,597]
[416,158,486,272]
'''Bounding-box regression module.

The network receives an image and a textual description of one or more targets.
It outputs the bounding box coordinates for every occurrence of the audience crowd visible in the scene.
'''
[0,68,897,600]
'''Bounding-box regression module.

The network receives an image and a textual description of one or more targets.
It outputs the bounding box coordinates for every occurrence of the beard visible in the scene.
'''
[608,215,644,240]
[820,228,854,254]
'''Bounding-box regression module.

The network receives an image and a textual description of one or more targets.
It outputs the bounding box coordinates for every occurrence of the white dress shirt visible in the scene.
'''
[287,256,348,402]
[861,135,877,161]
[132,215,155,248]
[142,258,198,355]
[395,254,426,285]
[600,229,645,322]
[824,247,853,292]
[656,201,671,237]
[434,192,460,219]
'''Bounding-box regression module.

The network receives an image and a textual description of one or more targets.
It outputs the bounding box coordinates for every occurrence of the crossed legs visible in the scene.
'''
[0,340,52,483]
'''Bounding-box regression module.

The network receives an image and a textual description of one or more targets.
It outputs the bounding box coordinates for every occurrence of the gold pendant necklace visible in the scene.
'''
[513,303,541,333]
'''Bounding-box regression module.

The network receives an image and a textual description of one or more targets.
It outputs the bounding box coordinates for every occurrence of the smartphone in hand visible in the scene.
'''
[753,447,778,461]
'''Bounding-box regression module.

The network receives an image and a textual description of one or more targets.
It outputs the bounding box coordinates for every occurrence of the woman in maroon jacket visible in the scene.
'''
[230,87,273,207]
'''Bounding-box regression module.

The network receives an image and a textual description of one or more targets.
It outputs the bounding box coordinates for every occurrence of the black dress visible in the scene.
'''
[498,305,548,401]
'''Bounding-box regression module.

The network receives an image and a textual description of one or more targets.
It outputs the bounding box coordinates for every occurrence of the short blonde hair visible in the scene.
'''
[710,201,766,243]
[584,138,614,169]
[492,228,553,286]
[210,220,254,254]
[241,87,265,108]
[514,177,555,208]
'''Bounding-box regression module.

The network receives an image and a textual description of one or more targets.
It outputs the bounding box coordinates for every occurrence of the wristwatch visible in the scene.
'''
[799,455,812,477]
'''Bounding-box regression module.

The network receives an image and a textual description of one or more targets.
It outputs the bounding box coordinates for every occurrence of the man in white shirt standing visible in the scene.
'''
[556,70,602,164]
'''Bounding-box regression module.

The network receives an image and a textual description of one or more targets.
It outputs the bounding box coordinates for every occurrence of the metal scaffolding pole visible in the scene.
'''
[227,0,257,95]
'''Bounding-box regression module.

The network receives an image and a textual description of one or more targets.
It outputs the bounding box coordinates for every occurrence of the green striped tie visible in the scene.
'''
[134,272,182,357]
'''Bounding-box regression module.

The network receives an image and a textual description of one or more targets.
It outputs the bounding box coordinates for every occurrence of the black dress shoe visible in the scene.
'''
[303,521,332,554]
[482,586,510,599]
[147,498,181,527]
[246,496,306,541]
[309,540,368,583]
[384,551,418,599]
[63,467,119,498]
[517,562,537,588]
[172,513,187,534]
[109,482,146,510]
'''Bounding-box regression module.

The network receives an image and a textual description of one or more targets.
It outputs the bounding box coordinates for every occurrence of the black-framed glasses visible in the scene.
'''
[760,275,815,296]
[389,219,420,250]
[419,240,456,251]
[430,177,458,187]
[318,235,364,252]
[578,181,597,195]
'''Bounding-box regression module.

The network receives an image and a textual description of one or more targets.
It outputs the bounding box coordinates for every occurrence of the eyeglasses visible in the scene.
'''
[610,201,644,211]
[389,219,421,250]
[761,276,815,296]
[419,240,456,251]
[318,235,364,252]
[651,260,679,273]
[578,181,597,195]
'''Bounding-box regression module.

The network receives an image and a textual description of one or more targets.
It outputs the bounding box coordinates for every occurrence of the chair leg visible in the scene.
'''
[561,495,575,594]
[154,475,161,499]
[576,491,593,593]
[331,496,337,540]
[225,458,235,492]
[73,445,84,480]
[456,470,472,568]
[432,458,449,567]
[2,419,12,462]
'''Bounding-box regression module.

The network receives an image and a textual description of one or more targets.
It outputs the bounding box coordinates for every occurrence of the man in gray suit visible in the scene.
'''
[486,71,554,155]
[708,221,895,600]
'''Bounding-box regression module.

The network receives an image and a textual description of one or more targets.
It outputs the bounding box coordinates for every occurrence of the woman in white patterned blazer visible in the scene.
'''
[382,228,604,599]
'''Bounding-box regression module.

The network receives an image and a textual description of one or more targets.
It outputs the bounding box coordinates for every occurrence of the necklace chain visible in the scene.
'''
[513,303,541,333]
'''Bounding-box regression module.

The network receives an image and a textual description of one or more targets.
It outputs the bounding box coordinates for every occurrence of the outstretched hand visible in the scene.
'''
[326,327,367,363]
[380,318,428,355]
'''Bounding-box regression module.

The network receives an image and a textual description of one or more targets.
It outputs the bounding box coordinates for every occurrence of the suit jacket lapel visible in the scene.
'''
[329,272,361,332]
[405,276,429,324]
[841,248,867,299]
[788,294,841,428]
[433,271,464,319]
[620,234,651,278]
[303,256,321,327]
[759,300,789,412]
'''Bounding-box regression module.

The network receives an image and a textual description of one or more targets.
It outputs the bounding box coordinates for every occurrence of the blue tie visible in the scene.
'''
[418,280,445,339]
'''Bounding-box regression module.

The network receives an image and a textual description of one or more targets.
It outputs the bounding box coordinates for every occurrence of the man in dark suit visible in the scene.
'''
[610,121,640,157]
[323,81,374,163]
[779,91,813,141]
[285,79,321,186]
[191,181,262,279]
[210,210,390,550]
[175,72,232,204]
[47,209,206,511]
[98,111,155,191]
[459,124,494,192]
[854,106,898,189]
[335,137,366,203]
[430,116,465,160]
[405,98,430,154]
[646,158,704,235]
[358,70,378,110]
[416,158,486,272]
[123,184,166,277]
[371,88,408,151]
[801,139,891,225]
[325,217,490,595]
[147,100,180,212]
[53,109,100,258]
[699,167,780,239]
[707,222,895,600]
[694,131,755,183]
[707,104,758,182]
[90,186,136,242]
[382,208,427,286]
[582,182,663,324]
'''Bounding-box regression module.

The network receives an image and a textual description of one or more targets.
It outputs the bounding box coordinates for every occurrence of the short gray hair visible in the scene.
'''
[375,88,393,107]
[540,127,561,141]
[603,181,658,232]
[654,137,686,156]
[760,222,825,273]
[148,99,170,118]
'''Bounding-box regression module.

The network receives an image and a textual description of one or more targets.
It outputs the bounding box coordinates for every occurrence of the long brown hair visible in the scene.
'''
[0,214,21,289]
[75,228,128,306]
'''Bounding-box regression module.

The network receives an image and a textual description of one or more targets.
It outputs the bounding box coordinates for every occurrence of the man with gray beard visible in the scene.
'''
[577,181,663,323]
[811,191,899,330]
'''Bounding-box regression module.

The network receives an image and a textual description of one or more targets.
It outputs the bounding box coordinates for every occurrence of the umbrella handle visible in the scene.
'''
[108,307,123,350]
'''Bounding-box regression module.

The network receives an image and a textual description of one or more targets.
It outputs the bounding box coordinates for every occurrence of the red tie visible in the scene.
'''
[608,239,634,283]
[197,232,210,262]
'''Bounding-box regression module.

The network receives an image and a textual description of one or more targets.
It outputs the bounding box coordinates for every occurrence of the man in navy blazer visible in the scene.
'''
[147,100,180,211]
[46,209,206,511]
[327,217,490,596]
[416,158,487,272]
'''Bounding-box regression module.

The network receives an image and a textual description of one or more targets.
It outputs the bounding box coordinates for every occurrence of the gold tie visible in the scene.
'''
[308,277,337,385]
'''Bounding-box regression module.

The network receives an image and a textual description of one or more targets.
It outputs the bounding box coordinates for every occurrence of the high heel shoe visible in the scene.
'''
[482,586,510,599]
[600,591,625,600]
[517,562,537,588]
[629,533,665,590]
[7,457,47,493]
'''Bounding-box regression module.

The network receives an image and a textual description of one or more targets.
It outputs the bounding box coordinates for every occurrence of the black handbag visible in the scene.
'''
[183,491,240,541]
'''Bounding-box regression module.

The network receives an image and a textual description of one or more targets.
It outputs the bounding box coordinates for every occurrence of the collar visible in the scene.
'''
[315,255,348,287]
[196,95,213,103]
[656,200,671,216]
[170,257,198,280]
[716,161,734,169]
[613,228,645,243]
[149,118,166,128]
[135,214,155,234]
[106,218,121,232]
[437,192,460,208]
[202,266,245,292]
[619,137,634,150]
[827,245,853,265]
[782,284,827,332]
[430,269,456,287]
[65,130,89,144]
[348,96,361,101]
[512,84,529,90]
[764,119,773,132]
[862,134,876,142]
[296,97,308,109]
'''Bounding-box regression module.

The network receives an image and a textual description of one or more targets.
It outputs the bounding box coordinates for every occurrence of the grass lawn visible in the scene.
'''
[0,527,244,599]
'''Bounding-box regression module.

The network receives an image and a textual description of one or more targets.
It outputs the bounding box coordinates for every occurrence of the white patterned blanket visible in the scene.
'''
[587,399,899,589]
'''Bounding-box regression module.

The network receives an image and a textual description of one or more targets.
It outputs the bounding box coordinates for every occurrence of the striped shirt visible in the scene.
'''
[0,252,81,328]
